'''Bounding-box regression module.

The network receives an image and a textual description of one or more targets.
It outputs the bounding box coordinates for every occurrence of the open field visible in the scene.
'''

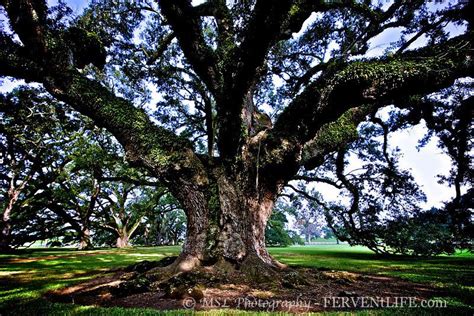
[0,245,472,315]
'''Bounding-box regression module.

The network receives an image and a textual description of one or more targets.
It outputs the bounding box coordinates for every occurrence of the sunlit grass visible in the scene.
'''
[0,245,472,315]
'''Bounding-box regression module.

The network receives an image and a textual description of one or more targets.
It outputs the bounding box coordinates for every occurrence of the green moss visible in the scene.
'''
[150,148,172,166]
[288,4,301,17]
[334,55,455,92]
[62,72,197,173]
[312,107,364,150]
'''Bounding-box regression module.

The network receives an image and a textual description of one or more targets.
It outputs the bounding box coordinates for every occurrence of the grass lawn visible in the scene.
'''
[0,245,472,315]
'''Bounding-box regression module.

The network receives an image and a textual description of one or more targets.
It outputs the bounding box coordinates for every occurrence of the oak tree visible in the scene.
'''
[0,0,472,271]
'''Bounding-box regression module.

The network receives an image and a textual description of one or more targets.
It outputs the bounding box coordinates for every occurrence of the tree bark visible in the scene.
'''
[167,179,210,272]
[78,227,92,250]
[116,234,129,248]
[115,219,142,248]
[166,168,286,274]
[0,187,21,252]
[213,174,278,267]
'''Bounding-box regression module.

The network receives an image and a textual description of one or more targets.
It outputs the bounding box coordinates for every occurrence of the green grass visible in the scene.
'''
[271,245,474,286]
[0,245,472,315]
[304,238,341,243]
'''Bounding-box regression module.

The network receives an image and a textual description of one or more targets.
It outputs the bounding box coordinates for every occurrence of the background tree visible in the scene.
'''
[0,87,81,251]
[97,183,148,248]
[265,201,299,247]
[0,0,472,271]
[289,191,325,243]
[133,189,187,246]
[1,95,166,250]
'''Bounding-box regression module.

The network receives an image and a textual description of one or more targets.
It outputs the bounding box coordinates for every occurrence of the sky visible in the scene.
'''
[2,0,468,209]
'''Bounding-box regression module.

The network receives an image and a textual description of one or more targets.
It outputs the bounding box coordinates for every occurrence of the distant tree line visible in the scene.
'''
[0,87,188,250]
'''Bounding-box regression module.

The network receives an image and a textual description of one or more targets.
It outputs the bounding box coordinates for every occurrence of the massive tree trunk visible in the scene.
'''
[166,164,288,274]
[212,174,280,268]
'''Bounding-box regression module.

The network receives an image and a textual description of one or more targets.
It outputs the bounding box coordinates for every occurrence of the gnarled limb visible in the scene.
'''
[266,33,473,175]
[274,33,473,144]
[301,106,372,170]
[0,41,208,187]
[159,0,222,95]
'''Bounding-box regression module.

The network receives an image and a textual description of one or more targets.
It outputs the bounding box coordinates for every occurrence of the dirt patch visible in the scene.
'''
[46,258,446,313]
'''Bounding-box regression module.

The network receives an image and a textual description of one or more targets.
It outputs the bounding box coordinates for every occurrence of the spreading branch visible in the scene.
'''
[159,0,222,95]
[269,33,473,171]
[0,11,209,186]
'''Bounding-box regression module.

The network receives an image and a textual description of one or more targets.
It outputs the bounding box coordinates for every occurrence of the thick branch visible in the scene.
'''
[273,33,473,145]
[301,106,372,169]
[44,71,207,180]
[159,0,221,95]
[227,0,293,97]
[1,0,48,56]
[0,39,208,186]
[259,33,473,180]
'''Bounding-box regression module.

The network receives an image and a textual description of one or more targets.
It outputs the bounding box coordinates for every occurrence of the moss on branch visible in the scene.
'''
[44,70,208,183]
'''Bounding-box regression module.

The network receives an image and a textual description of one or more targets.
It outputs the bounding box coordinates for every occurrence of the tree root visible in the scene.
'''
[102,254,302,300]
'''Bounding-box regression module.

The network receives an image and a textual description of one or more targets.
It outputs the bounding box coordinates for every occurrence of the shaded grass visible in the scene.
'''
[0,247,179,303]
[270,246,474,287]
[271,245,474,311]
[0,245,472,315]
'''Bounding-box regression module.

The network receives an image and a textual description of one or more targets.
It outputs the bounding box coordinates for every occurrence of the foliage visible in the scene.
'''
[265,205,293,247]
[288,86,473,255]
[0,87,184,250]
[382,208,460,256]
[0,87,84,249]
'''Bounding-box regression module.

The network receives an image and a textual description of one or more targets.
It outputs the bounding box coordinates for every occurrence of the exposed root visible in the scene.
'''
[269,256,288,270]
[98,254,292,298]
[239,253,281,283]
[146,254,202,283]
[171,254,202,273]
[46,256,447,313]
